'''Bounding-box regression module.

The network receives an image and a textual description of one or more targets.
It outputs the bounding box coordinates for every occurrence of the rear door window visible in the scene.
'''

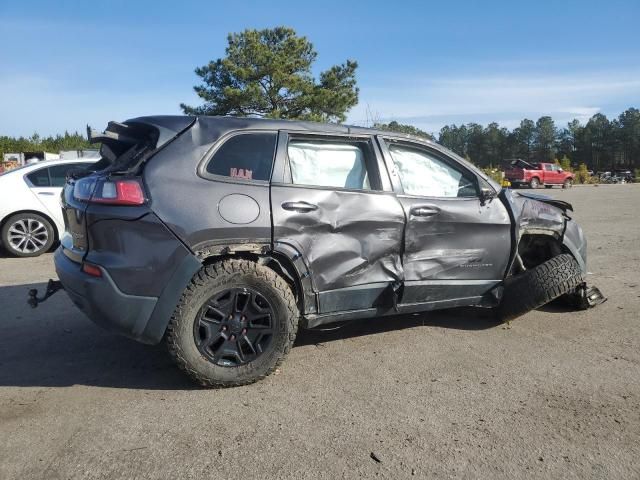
[286,138,376,190]
[205,132,276,181]
[48,164,87,187]
[26,168,50,187]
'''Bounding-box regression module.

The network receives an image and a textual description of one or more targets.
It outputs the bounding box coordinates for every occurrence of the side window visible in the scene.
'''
[287,138,373,190]
[544,164,554,171]
[387,143,478,198]
[26,168,50,187]
[206,132,276,181]
[49,164,82,187]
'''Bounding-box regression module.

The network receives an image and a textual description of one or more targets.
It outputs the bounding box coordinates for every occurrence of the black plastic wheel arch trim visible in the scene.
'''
[140,253,203,344]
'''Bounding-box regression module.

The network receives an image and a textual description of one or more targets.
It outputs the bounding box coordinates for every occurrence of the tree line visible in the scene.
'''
[3,111,637,173]
[0,132,94,161]
[434,109,640,170]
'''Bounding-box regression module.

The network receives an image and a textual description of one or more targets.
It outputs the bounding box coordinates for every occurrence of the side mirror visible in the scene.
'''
[479,186,497,206]
[558,168,563,172]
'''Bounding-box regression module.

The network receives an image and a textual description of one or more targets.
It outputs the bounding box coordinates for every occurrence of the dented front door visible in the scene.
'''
[379,138,512,306]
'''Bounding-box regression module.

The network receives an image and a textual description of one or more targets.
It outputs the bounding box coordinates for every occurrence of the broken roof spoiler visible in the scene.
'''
[86,121,154,147]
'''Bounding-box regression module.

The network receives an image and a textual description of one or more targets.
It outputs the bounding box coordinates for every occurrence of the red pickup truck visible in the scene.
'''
[505,159,574,189]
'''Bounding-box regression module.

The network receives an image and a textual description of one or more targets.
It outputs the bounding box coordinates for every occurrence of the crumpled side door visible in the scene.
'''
[270,131,406,314]
[378,137,512,306]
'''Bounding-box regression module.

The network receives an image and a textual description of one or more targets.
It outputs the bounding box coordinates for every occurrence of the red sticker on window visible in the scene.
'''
[230,168,253,180]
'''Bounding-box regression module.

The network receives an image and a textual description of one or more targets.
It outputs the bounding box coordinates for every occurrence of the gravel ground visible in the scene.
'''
[0,185,638,479]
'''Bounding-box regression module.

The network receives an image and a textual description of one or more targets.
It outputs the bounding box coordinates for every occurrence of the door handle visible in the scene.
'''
[281,201,318,213]
[411,205,440,217]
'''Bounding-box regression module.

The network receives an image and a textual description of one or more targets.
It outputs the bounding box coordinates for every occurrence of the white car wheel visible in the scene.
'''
[2,213,55,257]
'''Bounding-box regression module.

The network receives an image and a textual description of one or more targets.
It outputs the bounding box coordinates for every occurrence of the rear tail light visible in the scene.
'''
[73,176,146,205]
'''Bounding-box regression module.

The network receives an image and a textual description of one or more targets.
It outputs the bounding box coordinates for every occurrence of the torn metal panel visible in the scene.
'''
[516,191,573,212]
[501,189,565,238]
[194,241,269,259]
[271,187,406,293]
[518,196,566,236]
[500,189,587,274]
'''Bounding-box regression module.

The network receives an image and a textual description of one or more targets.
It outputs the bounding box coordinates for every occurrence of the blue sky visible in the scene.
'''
[1,0,639,137]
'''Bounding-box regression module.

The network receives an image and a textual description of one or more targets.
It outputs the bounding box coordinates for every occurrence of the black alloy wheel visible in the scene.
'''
[167,259,298,387]
[194,287,274,367]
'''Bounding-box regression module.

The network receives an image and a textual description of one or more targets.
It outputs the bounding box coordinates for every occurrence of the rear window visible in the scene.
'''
[49,163,94,186]
[25,163,95,187]
[205,132,276,182]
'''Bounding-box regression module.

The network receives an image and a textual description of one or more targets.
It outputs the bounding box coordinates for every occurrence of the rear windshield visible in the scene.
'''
[205,132,276,181]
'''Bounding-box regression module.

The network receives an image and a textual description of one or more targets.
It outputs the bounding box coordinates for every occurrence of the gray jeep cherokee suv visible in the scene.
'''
[48,115,598,387]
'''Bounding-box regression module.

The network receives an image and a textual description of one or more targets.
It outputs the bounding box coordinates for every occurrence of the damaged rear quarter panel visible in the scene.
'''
[143,118,273,252]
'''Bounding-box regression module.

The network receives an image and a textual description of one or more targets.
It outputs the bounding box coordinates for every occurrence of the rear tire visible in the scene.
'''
[1,212,55,257]
[166,259,299,387]
[498,254,584,322]
[529,177,540,189]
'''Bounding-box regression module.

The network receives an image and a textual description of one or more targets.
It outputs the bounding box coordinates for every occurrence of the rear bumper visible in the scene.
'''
[55,248,158,342]
[54,247,201,344]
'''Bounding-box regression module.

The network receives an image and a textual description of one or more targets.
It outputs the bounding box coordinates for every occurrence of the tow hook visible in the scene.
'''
[27,279,64,308]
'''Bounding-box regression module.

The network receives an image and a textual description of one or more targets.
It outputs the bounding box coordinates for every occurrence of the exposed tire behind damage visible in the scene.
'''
[498,254,584,322]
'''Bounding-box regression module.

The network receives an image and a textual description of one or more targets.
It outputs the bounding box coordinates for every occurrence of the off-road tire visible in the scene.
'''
[529,177,540,189]
[1,212,55,257]
[166,259,299,387]
[498,254,584,322]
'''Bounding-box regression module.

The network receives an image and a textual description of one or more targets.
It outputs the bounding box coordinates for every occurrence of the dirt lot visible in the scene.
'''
[0,185,638,479]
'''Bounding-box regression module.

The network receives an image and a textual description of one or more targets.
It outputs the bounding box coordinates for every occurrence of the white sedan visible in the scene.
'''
[0,159,97,257]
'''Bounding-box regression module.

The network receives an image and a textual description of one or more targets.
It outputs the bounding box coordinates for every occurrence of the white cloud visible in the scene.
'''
[2,69,638,137]
[350,71,640,133]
